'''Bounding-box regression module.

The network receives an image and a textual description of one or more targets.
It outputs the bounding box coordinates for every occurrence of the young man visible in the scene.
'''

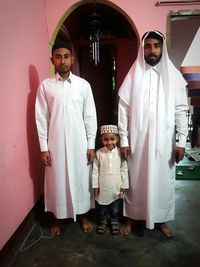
[118,31,188,237]
[35,40,97,235]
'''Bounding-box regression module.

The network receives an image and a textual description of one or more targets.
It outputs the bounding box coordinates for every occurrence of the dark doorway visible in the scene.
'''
[79,44,117,147]
[79,44,117,148]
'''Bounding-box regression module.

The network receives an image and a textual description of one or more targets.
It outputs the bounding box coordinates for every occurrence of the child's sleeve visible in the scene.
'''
[92,151,100,188]
[120,160,129,189]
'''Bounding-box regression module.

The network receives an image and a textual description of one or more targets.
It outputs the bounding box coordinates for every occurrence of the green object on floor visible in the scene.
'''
[176,165,200,180]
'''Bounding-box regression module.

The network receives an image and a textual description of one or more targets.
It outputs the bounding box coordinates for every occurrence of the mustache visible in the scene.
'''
[148,54,157,58]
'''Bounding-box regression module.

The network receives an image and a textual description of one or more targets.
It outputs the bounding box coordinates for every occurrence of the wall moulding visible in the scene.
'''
[156,1,200,6]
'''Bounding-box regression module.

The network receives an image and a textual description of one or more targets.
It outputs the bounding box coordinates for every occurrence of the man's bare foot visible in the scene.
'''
[80,216,93,233]
[50,219,61,236]
[157,223,174,238]
[120,219,133,236]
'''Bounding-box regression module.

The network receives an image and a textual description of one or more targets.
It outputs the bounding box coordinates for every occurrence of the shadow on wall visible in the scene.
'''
[27,65,44,202]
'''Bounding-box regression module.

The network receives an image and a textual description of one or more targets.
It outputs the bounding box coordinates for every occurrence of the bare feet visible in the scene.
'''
[157,223,174,238]
[120,219,133,236]
[50,219,61,236]
[80,216,93,233]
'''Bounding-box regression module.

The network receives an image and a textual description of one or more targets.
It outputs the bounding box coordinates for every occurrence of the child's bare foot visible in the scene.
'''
[80,216,93,233]
[50,219,61,236]
[120,219,133,236]
[157,223,174,238]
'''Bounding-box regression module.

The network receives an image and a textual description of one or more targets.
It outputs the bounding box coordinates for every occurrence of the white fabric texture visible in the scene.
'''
[92,146,129,205]
[118,31,188,229]
[35,72,97,219]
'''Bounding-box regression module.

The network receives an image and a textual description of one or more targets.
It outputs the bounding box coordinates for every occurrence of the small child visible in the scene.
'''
[92,124,129,235]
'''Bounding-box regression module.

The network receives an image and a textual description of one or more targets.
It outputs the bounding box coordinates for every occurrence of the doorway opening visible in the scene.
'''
[167,10,200,148]
[52,1,139,147]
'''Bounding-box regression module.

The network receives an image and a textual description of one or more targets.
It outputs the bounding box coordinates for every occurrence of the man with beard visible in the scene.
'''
[118,31,188,237]
[35,40,97,235]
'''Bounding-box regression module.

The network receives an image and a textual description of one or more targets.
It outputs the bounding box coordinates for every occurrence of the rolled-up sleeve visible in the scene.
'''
[92,154,100,188]
[120,160,129,189]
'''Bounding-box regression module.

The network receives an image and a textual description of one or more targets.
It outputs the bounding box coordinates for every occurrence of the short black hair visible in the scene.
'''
[51,40,73,55]
[142,31,164,44]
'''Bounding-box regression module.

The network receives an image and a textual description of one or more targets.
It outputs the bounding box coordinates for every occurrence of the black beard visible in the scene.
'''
[145,54,162,66]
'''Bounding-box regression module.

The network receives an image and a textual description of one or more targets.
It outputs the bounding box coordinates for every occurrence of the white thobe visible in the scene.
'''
[92,147,129,205]
[118,64,188,229]
[35,72,97,219]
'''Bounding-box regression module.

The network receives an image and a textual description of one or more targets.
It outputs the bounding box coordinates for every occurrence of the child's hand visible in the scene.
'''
[119,188,125,199]
[94,188,100,197]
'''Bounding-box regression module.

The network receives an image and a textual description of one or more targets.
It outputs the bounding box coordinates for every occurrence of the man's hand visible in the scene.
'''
[174,146,185,164]
[41,151,51,166]
[120,147,130,161]
[87,149,95,165]
[94,188,100,197]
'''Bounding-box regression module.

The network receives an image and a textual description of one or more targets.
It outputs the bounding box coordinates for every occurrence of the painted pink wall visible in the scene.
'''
[0,0,50,249]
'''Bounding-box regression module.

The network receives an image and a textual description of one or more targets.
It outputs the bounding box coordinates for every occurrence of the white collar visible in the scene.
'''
[101,146,118,154]
[55,72,72,83]
[145,61,162,73]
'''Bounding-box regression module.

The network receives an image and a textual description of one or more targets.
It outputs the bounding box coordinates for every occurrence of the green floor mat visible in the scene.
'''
[176,165,200,180]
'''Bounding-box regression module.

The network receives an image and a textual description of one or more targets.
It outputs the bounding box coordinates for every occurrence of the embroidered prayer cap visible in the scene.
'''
[100,124,119,135]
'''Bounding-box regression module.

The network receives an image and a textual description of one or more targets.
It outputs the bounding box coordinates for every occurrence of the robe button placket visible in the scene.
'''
[63,81,66,109]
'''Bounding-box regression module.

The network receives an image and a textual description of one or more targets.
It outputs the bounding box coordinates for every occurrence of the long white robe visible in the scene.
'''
[118,32,188,229]
[35,72,97,219]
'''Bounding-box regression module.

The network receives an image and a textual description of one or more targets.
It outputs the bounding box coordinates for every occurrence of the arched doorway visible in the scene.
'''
[52,1,139,147]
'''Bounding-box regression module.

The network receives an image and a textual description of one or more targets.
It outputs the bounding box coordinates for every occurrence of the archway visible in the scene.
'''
[51,0,139,147]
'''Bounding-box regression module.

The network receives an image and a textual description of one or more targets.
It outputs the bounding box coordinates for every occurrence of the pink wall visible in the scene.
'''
[0,0,50,249]
[1,0,199,250]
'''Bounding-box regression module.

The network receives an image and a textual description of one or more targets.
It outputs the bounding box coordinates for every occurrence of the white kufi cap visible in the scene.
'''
[100,124,118,135]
